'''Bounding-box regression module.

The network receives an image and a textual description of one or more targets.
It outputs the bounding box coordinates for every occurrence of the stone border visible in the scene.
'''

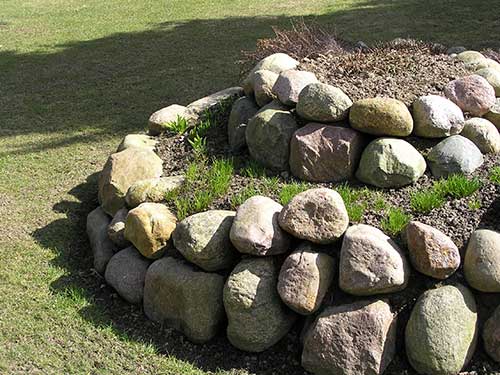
[88,50,500,374]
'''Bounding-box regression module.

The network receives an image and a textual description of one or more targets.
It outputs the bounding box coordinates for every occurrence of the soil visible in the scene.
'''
[152,42,500,375]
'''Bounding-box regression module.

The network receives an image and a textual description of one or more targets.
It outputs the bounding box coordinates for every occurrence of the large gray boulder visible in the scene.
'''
[230,196,291,256]
[148,104,197,136]
[172,210,238,272]
[356,138,426,188]
[460,117,500,154]
[444,75,496,116]
[277,243,335,315]
[252,69,279,107]
[405,284,478,375]
[125,176,185,208]
[339,224,409,296]
[464,229,500,292]
[405,221,460,280]
[483,304,500,363]
[98,147,163,216]
[279,188,349,244]
[349,97,413,136]
[289,123,365,183]
[296,82,352,122]
[227,96,259,152]
[246,107,299,171]
[302,300,397,375]
[144,257,225,343]
[124,203,177,259]
[107,207,131,249]
[87,207,117,274]
[117,134,157,152]
[272,70,319,106]
[412,95,465,138]
[104,247,151,304]
[223,257,297,352]
[427,135,484,177]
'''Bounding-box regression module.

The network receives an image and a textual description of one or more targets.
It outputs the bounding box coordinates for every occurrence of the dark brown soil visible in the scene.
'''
[152,41,500,375]
[300,42,469,105]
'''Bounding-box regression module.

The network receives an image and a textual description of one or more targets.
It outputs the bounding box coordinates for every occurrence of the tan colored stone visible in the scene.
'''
[98,147,163,216]
[405,221,460,279]
[117,134,157,152]
[279,188,349,244]
[230,196,291,256]
[124,203,177,259]
[253,69,279,107]
[464,229,500,292]
[339,224,409,296]
[461,117,500,154]
[125,175,185,208]
[277,243,335,315]
[349,97,413,136]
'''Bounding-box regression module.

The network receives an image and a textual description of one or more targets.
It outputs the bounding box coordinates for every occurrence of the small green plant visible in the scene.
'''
[489,166,500,184]
[337,183,370,222]
[347,203,365,223]
[188,133,207,155]
[163,115,190,134]
[208,158,234,195]
[468,198,481,210]
[435,174,482,199]
[410,189,446,213]
[279,181,310,205]
[380,207,412,236]
[372,193,388,212]
[165,157,234,219]
[261,176,280,195]
[241,160,266,178]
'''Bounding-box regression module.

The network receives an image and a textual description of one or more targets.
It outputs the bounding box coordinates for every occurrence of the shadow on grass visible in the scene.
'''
[27,2,500,374]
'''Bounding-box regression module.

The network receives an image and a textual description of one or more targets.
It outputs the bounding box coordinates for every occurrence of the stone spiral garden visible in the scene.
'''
[87,43,500,375]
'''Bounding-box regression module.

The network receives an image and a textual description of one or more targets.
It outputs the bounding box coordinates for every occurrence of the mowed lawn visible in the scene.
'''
[0,1,499,373]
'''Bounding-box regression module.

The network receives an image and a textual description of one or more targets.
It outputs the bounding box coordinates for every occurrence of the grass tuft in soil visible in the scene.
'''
[380,207,412,236]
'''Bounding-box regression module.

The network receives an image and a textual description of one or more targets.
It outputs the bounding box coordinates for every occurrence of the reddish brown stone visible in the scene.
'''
[289,123,366,183]
[302,299,397,375]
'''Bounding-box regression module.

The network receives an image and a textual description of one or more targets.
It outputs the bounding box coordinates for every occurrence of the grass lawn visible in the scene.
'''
[0,0,499,373]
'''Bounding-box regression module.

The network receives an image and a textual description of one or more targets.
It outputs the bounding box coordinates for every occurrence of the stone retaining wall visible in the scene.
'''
[87,49,500,375]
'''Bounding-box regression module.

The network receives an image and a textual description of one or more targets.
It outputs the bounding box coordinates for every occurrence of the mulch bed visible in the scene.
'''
[153,39,500,375]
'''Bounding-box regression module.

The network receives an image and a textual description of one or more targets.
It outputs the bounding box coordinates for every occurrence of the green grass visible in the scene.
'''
[163,116,190,134]
[434,174,482,199]
[337,184,371,223]
[410,189,446,213]
[410,174,482,214]
[380,207,412,236]
[489,166,500,184]
[1,0,499,373]
[166,157,234,219]
[279,181,310,205]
